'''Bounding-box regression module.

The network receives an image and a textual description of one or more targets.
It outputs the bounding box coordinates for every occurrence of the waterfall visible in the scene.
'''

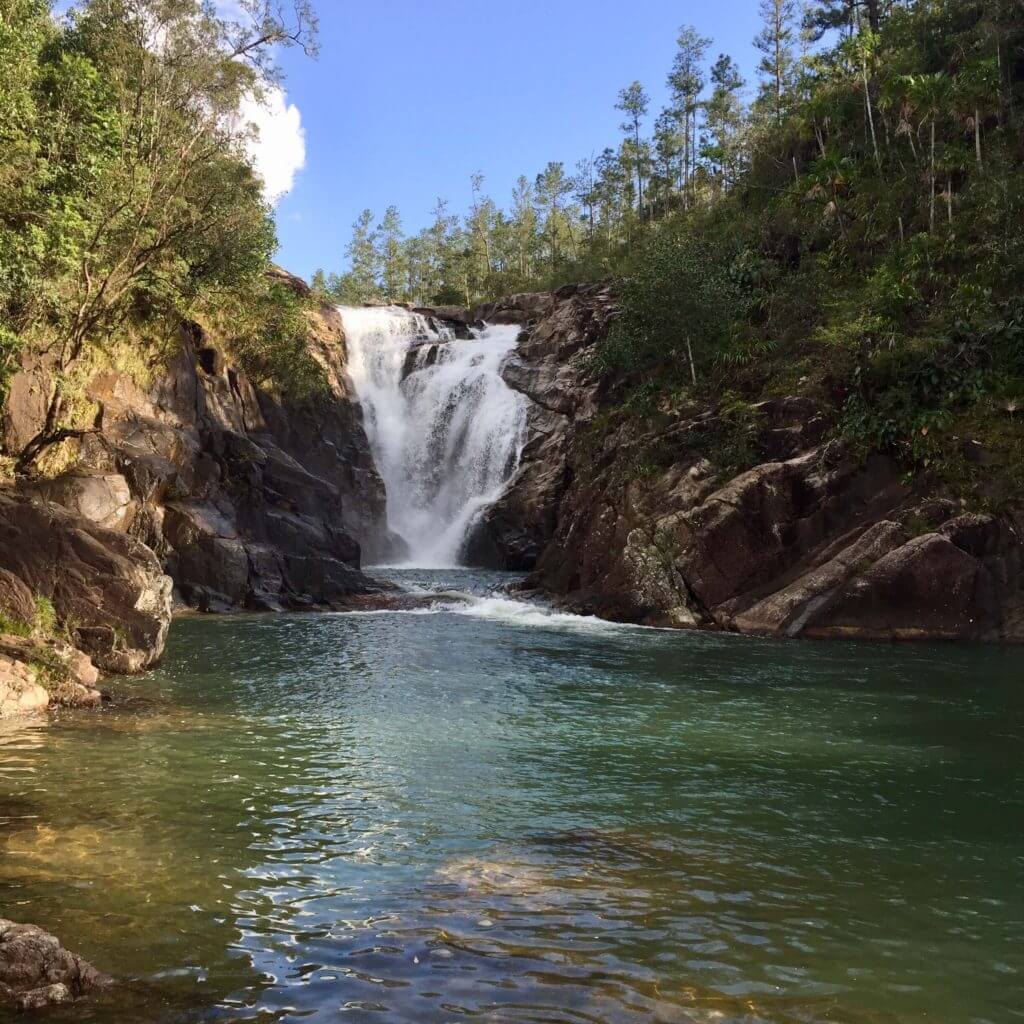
[339,306,527,568]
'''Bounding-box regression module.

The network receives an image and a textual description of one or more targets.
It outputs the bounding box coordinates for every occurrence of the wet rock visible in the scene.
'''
[340,589,468,613]
[0,920,112,1011]
[401,342,444,380]
[411,306,481,339]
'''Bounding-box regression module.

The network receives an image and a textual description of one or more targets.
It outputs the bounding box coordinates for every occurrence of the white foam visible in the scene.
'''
[340,592,634,634]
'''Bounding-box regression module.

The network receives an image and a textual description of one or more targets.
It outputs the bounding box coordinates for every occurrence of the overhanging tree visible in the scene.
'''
[10,0,319,474]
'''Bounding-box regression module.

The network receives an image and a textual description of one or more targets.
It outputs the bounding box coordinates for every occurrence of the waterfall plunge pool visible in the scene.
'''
[2,568,1023,1023]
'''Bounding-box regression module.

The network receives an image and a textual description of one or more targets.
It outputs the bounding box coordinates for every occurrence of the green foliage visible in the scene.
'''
[33,594,56,637]
[598,220,752,381]
[577,0,1024,506]
[203,277,328,400]
[0,614,31,638]
[0,593,60,641]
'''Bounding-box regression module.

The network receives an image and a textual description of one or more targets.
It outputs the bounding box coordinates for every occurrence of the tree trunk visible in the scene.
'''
[929,117,936,233]
[634,124,644,215]
[975,107,983,170]
[862,58,881,171]
[686,336,697,386]
[860,0,881,33]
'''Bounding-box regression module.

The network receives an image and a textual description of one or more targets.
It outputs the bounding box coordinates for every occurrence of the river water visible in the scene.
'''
[1,569,1022,1023]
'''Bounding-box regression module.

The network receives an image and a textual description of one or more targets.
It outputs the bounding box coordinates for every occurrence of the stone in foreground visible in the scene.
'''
[0,920,112,1012]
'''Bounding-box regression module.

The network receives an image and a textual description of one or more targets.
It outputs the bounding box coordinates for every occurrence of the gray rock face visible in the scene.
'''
[0,492,172,672]
[485,284,1024,642]
[3,273,390,619]
[0,920,112,1011]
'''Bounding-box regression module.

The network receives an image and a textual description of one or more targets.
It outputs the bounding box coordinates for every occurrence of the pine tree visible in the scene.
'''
[701,55,746,184]
[652,110,684,211]
[344,208,380,303]
[377,205,406,301]
[424,198,456,299]
[510,176,538,282]
[467,173,497,294]
[667,26,711,194]
[754,0,799,124]
[535,162,577,270]
[615,81,651,214]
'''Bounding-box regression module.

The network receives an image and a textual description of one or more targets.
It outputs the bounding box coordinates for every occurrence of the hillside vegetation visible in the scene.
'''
[602,0,1024,509]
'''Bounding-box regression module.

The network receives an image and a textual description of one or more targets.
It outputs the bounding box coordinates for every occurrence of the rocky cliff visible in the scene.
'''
[0,271,391,695]
[473,285,1024,643]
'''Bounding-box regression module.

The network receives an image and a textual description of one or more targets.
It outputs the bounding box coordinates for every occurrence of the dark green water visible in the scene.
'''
[1,569,1022,1023]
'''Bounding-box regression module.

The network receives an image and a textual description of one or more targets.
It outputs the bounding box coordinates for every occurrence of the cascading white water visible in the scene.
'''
[339,306,527,568]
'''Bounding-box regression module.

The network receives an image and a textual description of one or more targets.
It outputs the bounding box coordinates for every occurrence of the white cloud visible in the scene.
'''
[239,87,306,202]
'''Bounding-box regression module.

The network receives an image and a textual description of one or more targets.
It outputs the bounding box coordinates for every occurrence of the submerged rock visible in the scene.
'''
[0,919,112,1011]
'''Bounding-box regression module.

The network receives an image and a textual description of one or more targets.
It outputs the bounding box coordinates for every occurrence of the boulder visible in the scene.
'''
[0,492,172,673]
[474,292,556,324]
[803,533,1001,641]
[22,472,134,532]
[733,521,911,636]
[0,657,49,719]
[163,502,250,610]
[0,920,112,1011]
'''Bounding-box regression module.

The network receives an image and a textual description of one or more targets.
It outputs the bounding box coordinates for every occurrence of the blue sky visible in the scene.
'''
[270,0,766,279]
